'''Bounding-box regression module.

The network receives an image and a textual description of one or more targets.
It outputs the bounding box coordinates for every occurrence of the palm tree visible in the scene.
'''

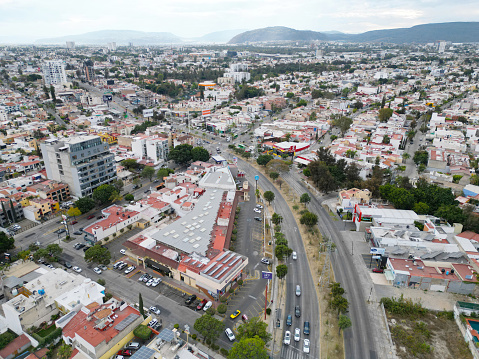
[109,191,123,203]
[402,152,410,163]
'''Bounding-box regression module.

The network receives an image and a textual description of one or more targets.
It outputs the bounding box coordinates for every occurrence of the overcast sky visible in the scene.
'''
[0,0,477,42]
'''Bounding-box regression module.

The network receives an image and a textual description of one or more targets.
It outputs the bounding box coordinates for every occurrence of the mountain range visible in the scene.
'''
[33,22,479,46]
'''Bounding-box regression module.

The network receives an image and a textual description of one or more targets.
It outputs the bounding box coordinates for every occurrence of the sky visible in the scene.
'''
[0,0,478,42]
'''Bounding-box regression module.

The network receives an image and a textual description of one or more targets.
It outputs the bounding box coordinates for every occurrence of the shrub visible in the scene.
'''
[133,325,151,340]
[266,308,272,315]
[0,330,17,349]
[206,307,216,316]
[220,296,227,303]
[380,295,427,318]
[174,324,179,329]
[237,279,243,286]
[205,338,211,345]
[293,205,299,211]
[97,279,106,286]
[120,228,124,233]
[104,236,109,241]
[212,343,219,350]
[217,304,227,314]
[112,233,117,237]
[228,288,234,294]
[220,348,229,356]
[232,229,237,235]
[127,224,133,230]
[191,334,197,340]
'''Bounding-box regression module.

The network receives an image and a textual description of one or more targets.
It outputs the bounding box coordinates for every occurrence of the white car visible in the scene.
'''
[149,306,161,315]
[93,267,102,274]
[203,301,213,311]
[72,266,82,273]
[292,251,297,260]
[256,204,263,209]
[124,266,136,274]
[120,249,126,255]
[283,331,291,345]
[146,278,154,286]
[303,339,310,353]
[225,328,235,342]
[253,208,261,213]
[151,278,161,287]
[294,328,301,342]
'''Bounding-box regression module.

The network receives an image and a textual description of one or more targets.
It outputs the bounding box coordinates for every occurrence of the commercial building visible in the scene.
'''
[40,135,117,198]
[42,60,67,86]
[0,199,24,228]
[84,60,95,83]
[131,135,169,165]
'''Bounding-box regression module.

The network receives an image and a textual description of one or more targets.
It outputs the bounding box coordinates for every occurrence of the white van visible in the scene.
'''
[296,285,301,297]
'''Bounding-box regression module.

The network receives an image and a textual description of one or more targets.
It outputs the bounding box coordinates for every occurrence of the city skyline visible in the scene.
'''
[0,0,477,43]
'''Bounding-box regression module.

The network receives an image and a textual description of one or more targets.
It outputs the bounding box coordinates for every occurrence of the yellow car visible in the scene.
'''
[230,310,241,319]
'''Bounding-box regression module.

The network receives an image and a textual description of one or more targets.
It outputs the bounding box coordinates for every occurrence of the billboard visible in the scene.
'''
[261,271,273,280]
[143,109,154,118]
[106,80,115,85]
[102,94,112,102]
[202,109,211,116]
[370,247,386,255]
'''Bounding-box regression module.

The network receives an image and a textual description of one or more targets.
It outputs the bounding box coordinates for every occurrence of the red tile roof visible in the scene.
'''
[0,334,30,358]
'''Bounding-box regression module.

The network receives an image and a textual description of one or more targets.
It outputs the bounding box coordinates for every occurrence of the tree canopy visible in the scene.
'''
[67,207,82,217]
[33,244,62,263]
[256,155,273,167]
[169,144,193,164]
[84,245,111,265]
[141,166,156,181]
[300,193,311,205]
[75,197,96,214]
[157,167,174,180]
[300,211,318,227]
[228,337,268,359]
[193,314,224,344]
[0,232,14,253]
[332,116,353,136]
[236,317,272,344]
[378,108,393,122]
[276,264,288,279]
[263,191,275,204]
[121,159,139,171]
[191,147,210,162]
[92,184,117,205]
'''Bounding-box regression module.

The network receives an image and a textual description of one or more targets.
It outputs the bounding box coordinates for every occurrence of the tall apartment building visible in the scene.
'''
[66,41,75,49]
[83,60,95,83]
[131,135,169,165]
[0,199,24,228]
[42,60,67,85]
[40,135,116,198]
[224,63,250,83]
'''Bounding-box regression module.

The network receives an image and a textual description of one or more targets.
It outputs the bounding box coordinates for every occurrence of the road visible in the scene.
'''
[282,170,378,359]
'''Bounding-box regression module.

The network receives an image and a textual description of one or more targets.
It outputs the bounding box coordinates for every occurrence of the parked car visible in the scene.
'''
[151,278,161,287]
[87,215,95,220]
[256,204,263,209]
[185,295,197,305]
[203,301,213,312]
[98,264,108,271]
[294,328,301,342]
[83,246,91,252]
[72,266,82,273]
[197,299,207,311]
[93,267,102,274]
[73,231,82,235]
[114,261,125,269]
[261,258,270,265]
[125,266,136,274]
[64,262,72,269]
[253,208,261,213]
[138,273,148,281]
[283,331,291,345]
[303,339,310,353]
[71,220,78,225]
[97,215,104,219]
[149,306,161,315]
[148,319,158,328]
[295,305,301,318]
[142,274,152,282]
[117,350,132,357]
[225,328,235,342]
[230,310,241,319]
[241,314,248,322]
[120,249,126,255]
[372,268,384,273]
[254,217,262,222]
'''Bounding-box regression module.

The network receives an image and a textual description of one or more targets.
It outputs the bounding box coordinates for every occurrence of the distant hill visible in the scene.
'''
[192,29,247,43]
[35,30,182,45]
[228,22,479,44]
[228,26,328,44]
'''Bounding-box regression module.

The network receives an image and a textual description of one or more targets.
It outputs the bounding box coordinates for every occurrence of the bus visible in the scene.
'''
[238,144,246,150]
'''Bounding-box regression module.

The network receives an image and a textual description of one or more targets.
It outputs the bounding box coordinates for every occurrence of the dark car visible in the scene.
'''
[196,299,207,311]
[87,215,95,220]
[303,321,310,335]
[254,217,262,222]
[295,305,301,318]
[133,185,140,190]
[286,315,292,326]
[73,231,82,235]
[83,246,91,252]
[185,294,197,305]
[71,220,78,225]
[372,268,384,273]
[97,215,104,219]
[64,262,73,269]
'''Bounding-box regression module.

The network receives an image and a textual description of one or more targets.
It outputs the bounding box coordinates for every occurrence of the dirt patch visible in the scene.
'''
[246,157,344,359]
[386,311,472,359]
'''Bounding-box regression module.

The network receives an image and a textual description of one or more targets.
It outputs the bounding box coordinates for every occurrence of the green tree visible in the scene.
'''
[228,337,268,359]
[121,159,139,171]
[413,150,429,165]
[0,232,14,253]
[413,202,430,215]
[18,250,31,262]
[286,92,294,99]
[434,204,465,225]
[67,207,82,218]
[191,147,210,162]
[112,179,124,193]
[92,184,117,205]
[300,211,318,227]
[124,194,134,202]
[264,191,275,204]
[332,116,353,136]
[275,245,292,260]
[331,295,349,316]
[402,152,410,163]
[157,168,174,181]
[132,177,141,187]
[338,315,352,334]
[58,344,73,359]
[133,325,151,340]
[256,155,273,167]
[269,172,279,181]
[236,317,272,344]
[139,293,145,318]
[300,193,311,205]
[276,264,288,279]
[382,135,390,144]
[33,244,62,263]
[330,282,345,297]
[109,190,123,203]
[169,144,193,164]
[378,108,393,122]
[74,196,96,215]
[50,85,56,102]
[141,166,155,181]
[84,245,111,265]
[194,314,225,344]
[302,168,311,177]
[272,213,283,225]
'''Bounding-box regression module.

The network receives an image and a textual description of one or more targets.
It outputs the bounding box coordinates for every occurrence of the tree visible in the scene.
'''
[141,166,155,181]
[236,317,272,344]
[402,152,410,163]
[435,204,465,225]
[132,177,141,187]
[309,161,337,193]
[58,344,73,359]
[133,325,152,340]
[378,108,393,122]
[272,213,283,225]
[269,172,279,181]
[124,194,134,202]
[191,147,210,162]
[331,295,349,316]
[33,244,62,263]
[50,85,56,102]
[264,191,275,204]
[194,314,224,344]
[303,168,311,177]
[139,293,145,318]
[92,184,117,205]
[112,179,124,193]
[169,144,193,164]
[121,159,139,171]
[330,282,345,297]
[332,116,353,136]
[157,168,174,180]
[382,135,390,144]
[228,337,268,359]
[67,207,82,218]
[0,232,14,253]
[413,150,429,165]
[300,193,311,205]
[413,202,429,215]
[109,190,123,203]
[276,264,288,279]
[300,211,318,227]
[84,245,111,265]
[275,245,292,260]
[256,155,273,167]
[338,315,352,334]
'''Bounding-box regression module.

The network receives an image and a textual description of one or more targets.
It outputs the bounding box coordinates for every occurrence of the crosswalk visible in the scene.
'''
[280,343,311,359]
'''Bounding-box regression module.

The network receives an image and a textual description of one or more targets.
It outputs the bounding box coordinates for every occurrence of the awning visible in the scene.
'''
[145,258,171,274]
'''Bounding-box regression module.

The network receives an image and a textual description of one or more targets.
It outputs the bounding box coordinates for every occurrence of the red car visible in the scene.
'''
[372,268,384,273]
[197,299,207,311]
[87,215,95,220]
[242,314,249,322]
[71,220,78,225]
[117,350,132,356]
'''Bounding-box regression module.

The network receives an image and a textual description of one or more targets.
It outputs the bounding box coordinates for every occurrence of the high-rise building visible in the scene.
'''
[223,63,250,83]
[438,40,447,53]
[40,135,117,198]
[42,60,67,85]
[107,42,117,51]
[83,60,95,83]
[66,41,75,49]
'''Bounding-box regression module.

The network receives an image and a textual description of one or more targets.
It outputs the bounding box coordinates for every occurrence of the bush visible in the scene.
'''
[232,229,237,235]
[237,279,243,286]
[97,279,106,286]
[266,308,272,315]
[212,343,219,350]
[112,233,117,237]
[220,296,227,303]
[229,288,234,294]
[133,325,151,340]
[205,338,211,345]
[191,334,197,340]
[120,228,124,233]
[104,236,109,241]
[220,348,229,356]
[217,304,227,314]
[127,224,133,230]
[0,330,17,349]
[174,324,179,329]
[206,307,216,316]
[380,295,427,318]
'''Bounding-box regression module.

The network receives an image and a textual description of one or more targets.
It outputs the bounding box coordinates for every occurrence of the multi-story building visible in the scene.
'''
[66,41,75,49]
[83,60,95,83]
[131,135,169,165]
[27,180,71,203]
[0,199,24,228]
[224,63,250,83]
[41,135,117,198]
[41,60,67,86]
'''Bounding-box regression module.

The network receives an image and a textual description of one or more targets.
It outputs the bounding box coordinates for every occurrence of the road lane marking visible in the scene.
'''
[248,295,257,300]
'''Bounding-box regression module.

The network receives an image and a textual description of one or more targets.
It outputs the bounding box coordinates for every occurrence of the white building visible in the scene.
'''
[131,135,169,165]
[224,63,250,83]
[42,60,67,85]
